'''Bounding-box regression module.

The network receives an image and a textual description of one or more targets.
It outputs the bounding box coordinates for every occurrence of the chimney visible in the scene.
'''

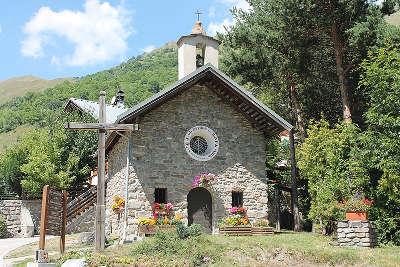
[111,90,125,108]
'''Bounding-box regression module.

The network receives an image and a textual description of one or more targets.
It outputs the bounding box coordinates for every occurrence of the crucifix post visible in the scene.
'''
[96,91,106,250]
[64,91,137,251]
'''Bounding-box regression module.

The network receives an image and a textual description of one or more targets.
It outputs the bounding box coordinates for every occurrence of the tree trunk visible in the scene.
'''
[289,129,301,231]
[331,22,352,123]
[287,73,307,142]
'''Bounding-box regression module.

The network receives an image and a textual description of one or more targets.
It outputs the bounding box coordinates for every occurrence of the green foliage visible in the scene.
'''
[0,44,178,136]
[297,119,369,228]
[176,223,202,239]
[0,214,6,238]
[0,113,97,198]
[359,43,400,245]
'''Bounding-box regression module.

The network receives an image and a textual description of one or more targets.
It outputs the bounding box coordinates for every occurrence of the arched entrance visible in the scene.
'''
[187,187,212,233]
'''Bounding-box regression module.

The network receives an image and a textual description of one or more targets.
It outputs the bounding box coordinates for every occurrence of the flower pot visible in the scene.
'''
[138,225,156,235]
[346,211,368,220]
[113,208,120,214]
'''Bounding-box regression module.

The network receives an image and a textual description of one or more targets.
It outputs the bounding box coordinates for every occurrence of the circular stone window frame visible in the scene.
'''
[184,126,219,161]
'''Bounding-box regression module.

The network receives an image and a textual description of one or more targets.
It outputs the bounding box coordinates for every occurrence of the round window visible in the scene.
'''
[184,126,219,161]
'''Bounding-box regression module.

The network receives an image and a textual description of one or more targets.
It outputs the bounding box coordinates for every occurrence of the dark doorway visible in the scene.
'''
[187,187,212,233]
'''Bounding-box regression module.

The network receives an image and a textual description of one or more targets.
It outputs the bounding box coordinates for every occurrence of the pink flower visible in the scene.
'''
[230,207,238,213]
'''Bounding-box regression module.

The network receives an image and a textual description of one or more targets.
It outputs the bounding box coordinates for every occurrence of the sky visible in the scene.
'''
[0,0,250,81]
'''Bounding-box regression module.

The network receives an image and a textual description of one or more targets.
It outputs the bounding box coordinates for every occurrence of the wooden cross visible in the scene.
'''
[64,91,137,251]
[195,10,202,21]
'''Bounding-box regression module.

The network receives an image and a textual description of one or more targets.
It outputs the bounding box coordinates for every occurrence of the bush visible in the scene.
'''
[177,223,202,239]
[0,214,6,238]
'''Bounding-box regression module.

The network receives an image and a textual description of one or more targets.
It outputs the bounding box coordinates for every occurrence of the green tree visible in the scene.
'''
[359,43,400,244]
[297,119,369,234]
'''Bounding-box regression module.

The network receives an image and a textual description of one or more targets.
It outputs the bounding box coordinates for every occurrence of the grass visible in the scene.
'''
[0,124,32,154]
[5,234,92,259]
[44,231,400,267]
[7,231,400,266]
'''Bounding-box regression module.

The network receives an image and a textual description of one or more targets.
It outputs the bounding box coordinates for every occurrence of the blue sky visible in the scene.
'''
[0,0,248,81]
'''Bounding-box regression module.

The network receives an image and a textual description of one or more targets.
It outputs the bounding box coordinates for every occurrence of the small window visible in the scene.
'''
[155,188,167,204]
[232,191,243,207]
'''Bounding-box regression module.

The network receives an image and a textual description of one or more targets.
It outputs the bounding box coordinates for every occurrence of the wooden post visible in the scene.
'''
[289,129,301,231]
[95,91,106,251]
[39,185,50,250]
[275,184,280,231]
[60,190,67,254]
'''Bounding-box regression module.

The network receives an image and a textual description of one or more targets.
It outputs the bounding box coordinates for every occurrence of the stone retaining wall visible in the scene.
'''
[337,220,377,248]
[0,200,22,237]
[66,205,96,234]
[0,200,42,237]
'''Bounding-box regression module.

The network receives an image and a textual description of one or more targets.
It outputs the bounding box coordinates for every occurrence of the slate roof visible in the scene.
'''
[64,98,127,124]
[117,63,292,132]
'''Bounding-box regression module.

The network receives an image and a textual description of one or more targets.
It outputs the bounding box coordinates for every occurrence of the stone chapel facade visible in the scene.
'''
[105,21,292,238]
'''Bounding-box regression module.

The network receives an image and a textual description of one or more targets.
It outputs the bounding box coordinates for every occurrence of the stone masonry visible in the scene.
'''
[0,200,21,237]
[337,220,378,248]
[106,84,269,238]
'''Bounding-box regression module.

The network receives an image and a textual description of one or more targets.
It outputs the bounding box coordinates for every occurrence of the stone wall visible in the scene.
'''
[106,84,269,239]
[23,200,42,234]
[337,220,377,248]
[0,200,42,237]
[66,205,95,234]
[0,200,22,237]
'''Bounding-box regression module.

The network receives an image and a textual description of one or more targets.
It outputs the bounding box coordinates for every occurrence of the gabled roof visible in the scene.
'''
[117,63,292,135]
[64,98,127,124]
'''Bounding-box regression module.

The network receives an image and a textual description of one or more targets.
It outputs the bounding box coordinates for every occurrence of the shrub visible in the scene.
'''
[177,223,202,239]
[0,214,6,238]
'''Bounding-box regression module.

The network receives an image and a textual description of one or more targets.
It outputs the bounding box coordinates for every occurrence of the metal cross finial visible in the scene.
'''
[195,10,202,21]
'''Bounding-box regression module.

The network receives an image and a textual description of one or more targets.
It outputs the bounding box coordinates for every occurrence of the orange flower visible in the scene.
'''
[150,219,156,225]
[175,213,181,221]
[163,216,168,225]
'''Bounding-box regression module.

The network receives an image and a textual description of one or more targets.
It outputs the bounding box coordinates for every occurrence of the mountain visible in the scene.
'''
[0,75,74,105]
[0,42,178,152]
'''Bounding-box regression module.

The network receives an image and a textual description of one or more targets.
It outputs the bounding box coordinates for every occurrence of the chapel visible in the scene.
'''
[65,20,292,238]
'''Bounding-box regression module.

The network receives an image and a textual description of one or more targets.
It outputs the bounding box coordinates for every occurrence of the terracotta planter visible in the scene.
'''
[346,211,368,220]
[113,208,120,214]
[219,226,252,236]
[251,227,274,236]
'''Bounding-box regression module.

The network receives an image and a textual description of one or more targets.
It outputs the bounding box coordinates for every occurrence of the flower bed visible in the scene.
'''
[138,225,177,235]
[192,173,218,187]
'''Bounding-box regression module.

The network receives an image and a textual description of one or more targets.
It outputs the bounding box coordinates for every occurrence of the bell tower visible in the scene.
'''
[177,20,221,79]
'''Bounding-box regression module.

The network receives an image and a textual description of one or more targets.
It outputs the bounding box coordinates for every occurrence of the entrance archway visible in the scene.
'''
[187,187,212,233]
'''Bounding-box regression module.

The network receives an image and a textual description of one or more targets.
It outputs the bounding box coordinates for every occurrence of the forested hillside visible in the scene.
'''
[0,42,178,137]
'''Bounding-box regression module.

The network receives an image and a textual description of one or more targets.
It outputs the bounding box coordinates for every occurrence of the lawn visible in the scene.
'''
[9,231,400,267]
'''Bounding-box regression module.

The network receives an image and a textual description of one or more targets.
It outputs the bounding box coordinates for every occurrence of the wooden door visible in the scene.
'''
[187,187,212,233]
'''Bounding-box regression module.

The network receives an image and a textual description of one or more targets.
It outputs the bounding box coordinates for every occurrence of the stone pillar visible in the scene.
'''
[336,220,378,248]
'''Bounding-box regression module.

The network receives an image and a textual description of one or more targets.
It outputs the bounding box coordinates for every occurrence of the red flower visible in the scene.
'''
[153,203,161,210]
[153,213,158,219]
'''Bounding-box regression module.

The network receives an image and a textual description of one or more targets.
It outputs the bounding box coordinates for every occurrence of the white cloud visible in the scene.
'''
[207,0,251,36]
[21,0,133,66]
[209,6,216,18]
[141,45,156,53]
[208,19,234,36]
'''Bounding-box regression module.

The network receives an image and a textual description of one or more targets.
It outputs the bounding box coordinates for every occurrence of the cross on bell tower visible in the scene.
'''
[195,10,202,21]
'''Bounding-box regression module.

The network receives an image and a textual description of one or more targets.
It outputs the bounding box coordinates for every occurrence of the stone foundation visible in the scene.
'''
[336,220,377,248]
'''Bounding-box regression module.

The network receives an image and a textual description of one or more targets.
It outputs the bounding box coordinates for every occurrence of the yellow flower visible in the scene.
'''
[163,216,168,225]
[242,218,248,225]
[175,213,181,221]
[150,219,156,225]
[118,198,125,207]
[113,195,120,202]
